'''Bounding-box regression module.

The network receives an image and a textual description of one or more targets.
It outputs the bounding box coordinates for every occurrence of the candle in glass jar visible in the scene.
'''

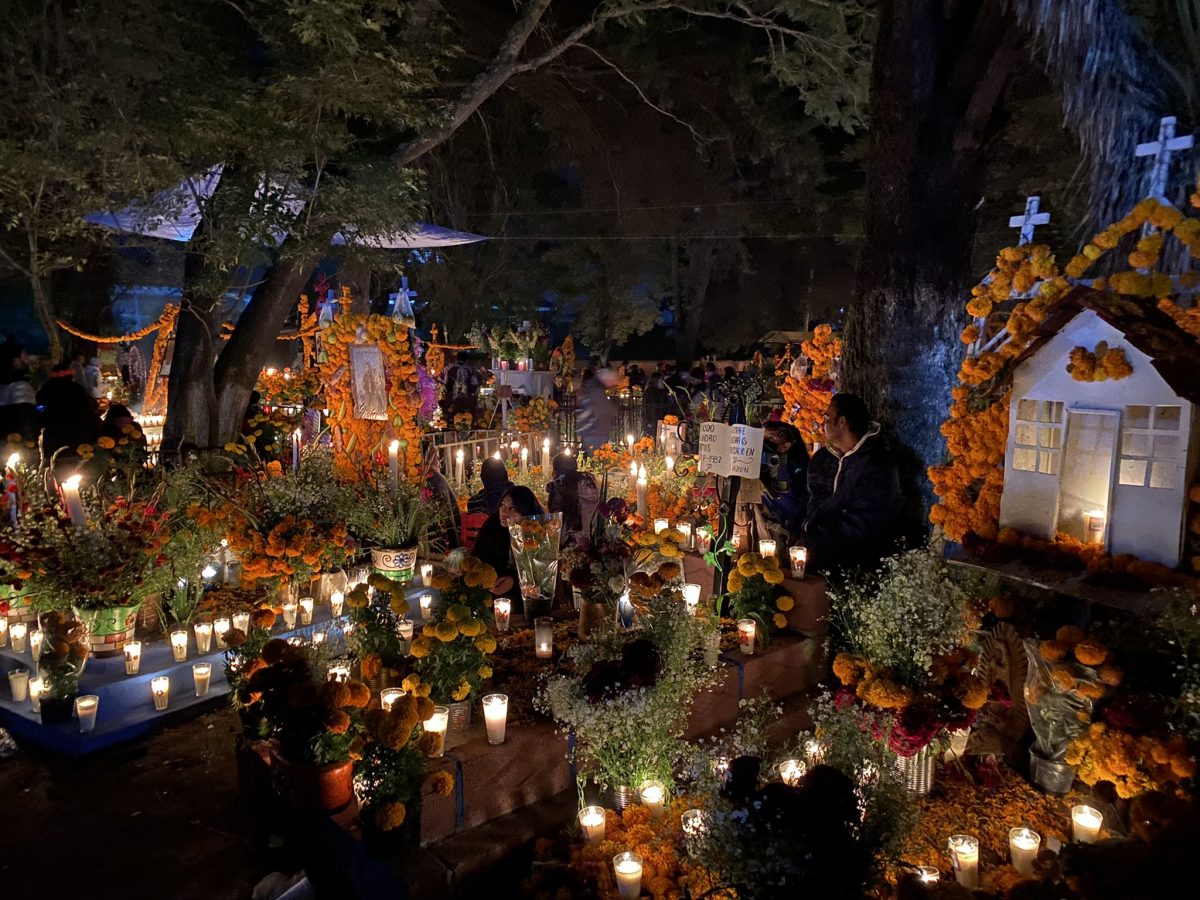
[730,532,742,552]
[193,662,212,697]
[677,522,692,548]
[397,619,414,655]
[312,630,327,645]
[653,517,670,535]
[123,640,143,675]
[328,663,351,683]
[494,598,511,631]
[169,628,188,662]
[664,455,675,477]
[916,866,940,883]
[682,582,702,614]
[151,676,170,711]
[1009,827,1040,875]
[298,597,314,626]
[638,780,666,815]
[1071,805,1102,844]
[282,600,298,629]
[534,616,553,658]
[381,688,406,711]
[777,758,805,786]
[419,563,434,587]
[76,694,100,733]
[948,834,979,889]
[10,621,27,653]
[213,617,231,649]
[737,618,757,655]
[758,539,777,558]
[8,666,29,702]
[28,628,43,662]
[578,806,606,843]
[482,692,509,745]
[425,705,449,757]
[330,590,345,616]
[0,616,8,648]
[232,611,250,636]
[612,852,643,900]
[788,546,807,578]
[28,676,44,713]
[193,621,212,653]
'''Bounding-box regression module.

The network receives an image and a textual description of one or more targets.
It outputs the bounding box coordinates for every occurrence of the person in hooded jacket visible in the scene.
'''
[37,362,101,471]
[467,456,513,515]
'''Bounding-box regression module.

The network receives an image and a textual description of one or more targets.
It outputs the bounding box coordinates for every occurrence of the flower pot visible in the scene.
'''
[275,756,355,812]
[1029,746,1076,794]
[72,601,141,658]
[446,699,472,734]
[0,585,37,627]
[607,784,637,812]
[372,547,418,583]
[895,743,937,799]
[39,695,76,724]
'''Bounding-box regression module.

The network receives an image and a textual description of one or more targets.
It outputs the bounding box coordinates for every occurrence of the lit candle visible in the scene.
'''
[0,616,7,648]
[737,618,757,655]
[201,564,218,582]
[730,532,742,552]
[612,852,643,900]
[695,527,712,554]
[213,616,231,649]
[61,473,87,526]
[520,446,529,472]
[494,598,511,632]
[123,640,142,675]
[638,780,666,815]
[482,692,509,745]
[28,676,44,713]
[629,458,638,479]
[425,705,449,758]
[664,455,674,478]
[76,694,99,733]
[653,517,670,535]
[232,611,250,635]
[680,808,709,855]
[578,806,606,843]
[381,688,406,711]
[534,616,553,658]
[778,758,805,786]
[1009,827,1040,875]
[682,582,702,613]
[282,599,298,629]
[419,563,434,587]
[948,834,979,889]
[493,450,501,460]
[788,545,807,578]
[758,539,777,559]
[677,522,692,548]
[626,433,635,452]
[10,621,27,653]
[299,597,314,625]
[8,666,29,702]
[170,629,189,662]
[193,621,212,653]
[1071,805,1103,844]
[328,663,351,682]
[28,628,43,662]
[151,675,170,711]
[455,447,465,486]
[193,662,212,697]
[804,738,824,765]
[330,591,345,616]
[388,439,400,487]
[916,866,940,884]
[542,438,552,479]
[1084,508,1106,545]
[397,619,414,654]
[636,464,647,518]
[292,428,301,473]
[419,593,434,622]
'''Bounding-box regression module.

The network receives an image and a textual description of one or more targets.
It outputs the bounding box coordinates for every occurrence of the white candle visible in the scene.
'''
[1071,805,1102,844]
[61,473,87,526]
[123,640,142,675]
[232,611,250,635]
[1084,508,1106,544]
[653,517,670,534]
[381,688,406,711]
[758,539,777,558]
[201,564,217,581]
[494,598,511,632]
[664,455,674,477]
[520,446,529,472]
[328,663,351,682]
[193,621,212,653]
[1009,827,1040,875]
[626,433,635,451]
[292,428,301,473]
[170,629,189,662]
[193,662,212,696]
[542,438,551,479]
[28,628,43,662]
[419,593,434,622]
[388,439,400,487]
[638,780,666,815]
[917,866,940,883]
[397,619,414,655]
[28,676,44,713]
[10,621,27,653]
[419,564,434,587]
[455,447,465,486]
[730,532,742,552]
[578,806,606,843]
[76,694,99,733]
[151,675,170,711]
[0,617,7,648]
[425,705,449,758]
[948,834,979,889]
[213,616,231,649]
[8,667,29,702]
[535,616,553,658]
[330,591,345,616]
[682,583,702,615]
[737,618,757,655]
[299,597,314,625]
[778,758,806,786]
[788,545,807,578]
[677,522,692,548]
[636,465,647,518]
[282,600,298,629]
[629,458,638,479]
[612,852,643,900]
[482,692,509,745]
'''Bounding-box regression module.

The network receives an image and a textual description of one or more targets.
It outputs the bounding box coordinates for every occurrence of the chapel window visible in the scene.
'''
[1013,399,1063,474]
[1119,405,1181,490]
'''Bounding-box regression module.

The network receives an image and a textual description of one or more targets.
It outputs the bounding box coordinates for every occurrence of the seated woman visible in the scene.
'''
[470,485,544,598]
[546,452,597,548]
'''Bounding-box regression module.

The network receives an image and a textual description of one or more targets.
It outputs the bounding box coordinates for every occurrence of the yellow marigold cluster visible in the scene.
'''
[460,555,498,590]
[1067,723,1197,799]
[1066,341,1133,382]
[727,552,784,594]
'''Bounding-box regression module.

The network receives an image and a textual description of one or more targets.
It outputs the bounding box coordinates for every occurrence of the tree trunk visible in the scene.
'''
[675,241,716,364]
[29,273,62,363]
[843,0,1023,535]
[163,292,220,453]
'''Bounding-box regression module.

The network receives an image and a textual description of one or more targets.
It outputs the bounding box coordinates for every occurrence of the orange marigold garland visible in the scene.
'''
[778,323,841,447]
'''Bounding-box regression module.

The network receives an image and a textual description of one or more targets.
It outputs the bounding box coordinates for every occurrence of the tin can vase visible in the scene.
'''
[895,743,937,799]
[607,784,637,812]
[446,699,472,734]
[1029,747,1076,794]
[371,546,418,583]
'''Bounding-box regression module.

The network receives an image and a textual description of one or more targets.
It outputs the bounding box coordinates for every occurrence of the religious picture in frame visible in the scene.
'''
[349,343,388,420]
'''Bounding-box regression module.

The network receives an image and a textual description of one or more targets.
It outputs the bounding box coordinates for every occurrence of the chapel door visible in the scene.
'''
[1054,409,1119,546]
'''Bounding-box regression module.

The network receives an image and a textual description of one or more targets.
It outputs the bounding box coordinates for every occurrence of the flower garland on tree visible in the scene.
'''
[778,323,841,447]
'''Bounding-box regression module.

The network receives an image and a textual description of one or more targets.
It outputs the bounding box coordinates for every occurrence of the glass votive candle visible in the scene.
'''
[653,517,670,534]
[8,666,29,702]
[534,616,554,658]
[758,539,777,558]
[28,629,43,662]
[75,694,100,733]
[677,522,693,549]
[328,662,351,682]
[28,676,45,713]
[682,582,702,614]
[10,621,27,653]
[695,529,713,554]
[788,545,807,578]
[299,597,314,625]
[1071,805,1103,843]
[1009,827,1040,875]
[192,662,212,697]
[282,599,298,629]
[638,779,666,816]
[494,598,511,632]
[730,532,742,552]
[425,705,449,758]
[482,692,509,745]
[171,628,189,667]
[150,675,170,711]
[397,619,414,655]
[213,616,231,649]
[419,593,434,622]
[578,805,606,843]
[680,808,709,855]
[612,851,643,900]
[193,621,213,653]
[381,688,406,711]
[0,616,8,648]
[123,640,143,675]
[737,618,757,655]
[777,758,806,786]
[916,866,940,883]
[330,590,345,616]
[420,563,434,586]
[232,611,250,635]
[948,834,979,889]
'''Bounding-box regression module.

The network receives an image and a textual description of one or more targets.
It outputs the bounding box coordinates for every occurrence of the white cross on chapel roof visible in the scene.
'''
[1008,195,1051,246]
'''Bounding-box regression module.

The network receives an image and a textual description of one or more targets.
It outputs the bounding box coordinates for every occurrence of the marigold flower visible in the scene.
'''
[474,634,497,653]
[1039,639,1068,662]
[772,612,788,629]
[775,595,794,612]
[251,608,276,630]
[863,678,913,710]
[428,770,455,797]
[1073,640,1108,667]
[345,680,372,708]
[374,801,407,831]
[326,709,351,734]
[1055,625,1087,648]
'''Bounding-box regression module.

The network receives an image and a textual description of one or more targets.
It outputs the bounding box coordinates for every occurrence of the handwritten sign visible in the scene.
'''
[698,423,764,478]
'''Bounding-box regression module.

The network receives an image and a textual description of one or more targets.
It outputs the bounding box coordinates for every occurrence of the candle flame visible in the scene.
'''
[64,474,82,489]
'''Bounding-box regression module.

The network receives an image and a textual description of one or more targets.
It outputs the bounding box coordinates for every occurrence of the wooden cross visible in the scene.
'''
[1008,195,1051,246]
[1135,116,1194,200]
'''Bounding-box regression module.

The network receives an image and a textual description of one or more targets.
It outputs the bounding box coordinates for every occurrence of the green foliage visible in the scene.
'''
[344,479,431,549]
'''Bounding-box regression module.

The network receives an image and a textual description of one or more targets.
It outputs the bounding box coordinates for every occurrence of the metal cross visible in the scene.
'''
[1135,116,1195,201]
[1008,196,1051,246]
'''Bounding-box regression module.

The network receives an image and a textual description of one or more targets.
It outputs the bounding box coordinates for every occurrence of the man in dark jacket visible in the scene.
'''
[760,420,810,533]
[802,393,900,574]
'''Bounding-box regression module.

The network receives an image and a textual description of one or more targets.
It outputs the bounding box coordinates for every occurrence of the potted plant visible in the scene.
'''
[347,480,429,583]
[724,551,791,650]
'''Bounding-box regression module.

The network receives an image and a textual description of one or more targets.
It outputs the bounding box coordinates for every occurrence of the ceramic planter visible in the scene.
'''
[275,756,355,811]
[371,546,418,583]
[72,601,142,657]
